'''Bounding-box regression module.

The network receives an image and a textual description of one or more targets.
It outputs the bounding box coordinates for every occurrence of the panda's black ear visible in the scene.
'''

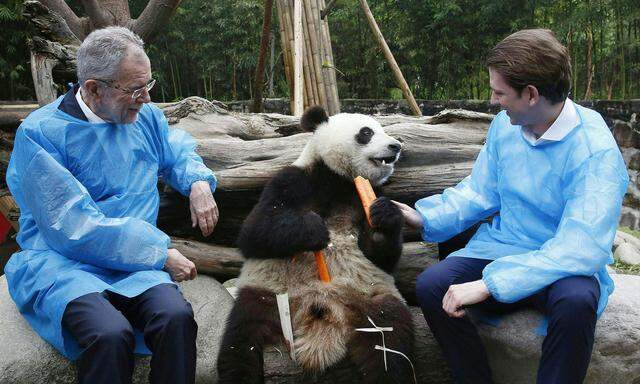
[300,106,329,132]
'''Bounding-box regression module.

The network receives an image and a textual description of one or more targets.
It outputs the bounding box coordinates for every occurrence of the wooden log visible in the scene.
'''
[0,104,490,246]
[171,237,439,306]
[171,237,244,280]
[357,0,421,116]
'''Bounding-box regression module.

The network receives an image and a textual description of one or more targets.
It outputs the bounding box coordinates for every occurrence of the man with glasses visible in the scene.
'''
[5,27,217,383]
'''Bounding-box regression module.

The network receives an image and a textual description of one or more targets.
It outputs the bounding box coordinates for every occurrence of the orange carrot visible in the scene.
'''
[314,250,331,282]
[354,176,377,227]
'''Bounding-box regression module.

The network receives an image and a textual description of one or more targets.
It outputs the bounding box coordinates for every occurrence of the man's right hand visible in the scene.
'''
[164,248,197,282]
[391,200,424,230]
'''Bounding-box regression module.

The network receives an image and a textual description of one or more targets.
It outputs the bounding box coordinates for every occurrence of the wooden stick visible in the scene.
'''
[314,250,331,282]
[357,0,421,116]
[354,176,376,227]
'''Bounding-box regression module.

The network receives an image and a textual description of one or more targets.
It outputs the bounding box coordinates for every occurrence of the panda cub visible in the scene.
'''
[218,106,414,383]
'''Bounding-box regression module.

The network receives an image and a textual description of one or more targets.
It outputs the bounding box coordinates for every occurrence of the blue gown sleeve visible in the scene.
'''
[482,148,629,303]
[415,117,501,242]
[156,108,217,196]
[14,126,170,272]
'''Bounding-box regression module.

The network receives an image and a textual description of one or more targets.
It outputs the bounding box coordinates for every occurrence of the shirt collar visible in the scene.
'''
[522,98,579,146]
[76,88,107,124]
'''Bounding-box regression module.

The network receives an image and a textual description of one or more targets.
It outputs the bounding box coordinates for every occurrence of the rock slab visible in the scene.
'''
[0,275,233,383]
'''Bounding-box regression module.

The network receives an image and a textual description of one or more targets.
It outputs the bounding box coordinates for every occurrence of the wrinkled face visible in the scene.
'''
[95,49,152,124]
[313,113,402,185]
[489,68,532,126]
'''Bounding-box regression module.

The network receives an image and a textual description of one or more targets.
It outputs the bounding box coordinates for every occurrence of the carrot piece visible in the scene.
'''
[354,176,377,227]
[314,250,331,282]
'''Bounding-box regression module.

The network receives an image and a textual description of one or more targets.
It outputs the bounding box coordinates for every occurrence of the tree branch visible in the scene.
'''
[80,0,114,29]
[24,0,82,44]
[37,0,83,39]
[133,0,182,43]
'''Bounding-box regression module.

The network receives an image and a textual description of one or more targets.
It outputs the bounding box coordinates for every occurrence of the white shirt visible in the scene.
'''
[76,88,107,124]
[521,98,580,146]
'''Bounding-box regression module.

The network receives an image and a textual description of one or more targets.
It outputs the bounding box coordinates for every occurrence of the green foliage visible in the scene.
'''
[134,0,274,102]
[1,0,638,102]
[0,0,33,100]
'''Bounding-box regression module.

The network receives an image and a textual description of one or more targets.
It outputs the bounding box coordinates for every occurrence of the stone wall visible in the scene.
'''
[229,98,640,229]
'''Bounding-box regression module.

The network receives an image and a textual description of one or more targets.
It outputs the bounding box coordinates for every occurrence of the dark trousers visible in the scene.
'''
[416,257,600,384]
[62,283,197,384]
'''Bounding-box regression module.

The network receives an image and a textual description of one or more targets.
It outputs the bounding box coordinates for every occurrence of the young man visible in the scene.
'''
[394,29,629,383]
[5,27,218,383]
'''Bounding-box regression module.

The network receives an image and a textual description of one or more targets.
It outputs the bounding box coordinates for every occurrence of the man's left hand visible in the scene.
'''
[189,180,219,237]
[442,279,491,318]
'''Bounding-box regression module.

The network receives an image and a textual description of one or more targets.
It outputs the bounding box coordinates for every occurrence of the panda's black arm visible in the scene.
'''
[358,197,404,273]
[237,167,329,260]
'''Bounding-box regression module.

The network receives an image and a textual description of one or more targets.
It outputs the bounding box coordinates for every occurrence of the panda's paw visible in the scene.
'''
[369,197,404,233]
[301,211,330,251]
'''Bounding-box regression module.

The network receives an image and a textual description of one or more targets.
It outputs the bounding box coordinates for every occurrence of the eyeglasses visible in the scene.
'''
[95,78,156,100]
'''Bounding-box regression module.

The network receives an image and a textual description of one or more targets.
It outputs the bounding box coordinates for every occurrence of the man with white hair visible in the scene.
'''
[5,26,218,383]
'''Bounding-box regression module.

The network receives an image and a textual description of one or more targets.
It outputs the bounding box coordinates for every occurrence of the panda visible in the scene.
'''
[217,106,414,383]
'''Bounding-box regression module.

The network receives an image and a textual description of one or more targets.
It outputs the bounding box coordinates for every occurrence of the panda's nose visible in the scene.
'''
[388,143,401,153]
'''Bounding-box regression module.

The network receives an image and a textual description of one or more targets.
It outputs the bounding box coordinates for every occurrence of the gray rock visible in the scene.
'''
[613,230,640,262]
[615,242,640,265]
[0,275,233,383]
[613,230,640,251]
[2,272,639,384]
[478,274,640,384]
[619,207,640,230]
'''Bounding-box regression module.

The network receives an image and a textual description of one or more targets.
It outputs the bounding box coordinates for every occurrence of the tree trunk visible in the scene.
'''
[584,27,594,100]
[252,0,274,113]
[29,50,58,106]
[25,0,182,103]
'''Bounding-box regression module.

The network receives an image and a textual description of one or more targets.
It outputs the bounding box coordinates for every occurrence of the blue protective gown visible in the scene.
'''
[4,87,216,359]
[416,105,629,316]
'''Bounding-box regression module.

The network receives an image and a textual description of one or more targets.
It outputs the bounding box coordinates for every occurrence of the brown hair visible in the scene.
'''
[486,29,571,104]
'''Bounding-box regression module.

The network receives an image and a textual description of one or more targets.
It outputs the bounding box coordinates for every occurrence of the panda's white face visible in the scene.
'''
[295,112,402,186]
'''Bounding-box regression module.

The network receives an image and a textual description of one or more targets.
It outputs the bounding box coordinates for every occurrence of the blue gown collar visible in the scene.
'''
[58,83,88,122]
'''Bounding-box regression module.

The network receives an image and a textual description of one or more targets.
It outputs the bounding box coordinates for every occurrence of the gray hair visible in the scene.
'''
[76,26,145,84]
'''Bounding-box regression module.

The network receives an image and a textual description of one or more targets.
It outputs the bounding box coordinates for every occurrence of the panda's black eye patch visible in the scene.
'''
[356,127,374,144]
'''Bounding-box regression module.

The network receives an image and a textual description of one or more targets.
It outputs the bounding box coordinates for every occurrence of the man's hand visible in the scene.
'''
[442,280,491,318]
[391,200,424,230]
[164,248,197,282]
[189,180,219,237]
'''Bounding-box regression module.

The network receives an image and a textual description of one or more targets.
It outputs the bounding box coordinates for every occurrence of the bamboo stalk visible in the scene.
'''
[293,0,304,116]
[305,0,328,109]
[301,1,320,106]
[318,0,339,115]
[357,0,421,116]
[276,0,294,113]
